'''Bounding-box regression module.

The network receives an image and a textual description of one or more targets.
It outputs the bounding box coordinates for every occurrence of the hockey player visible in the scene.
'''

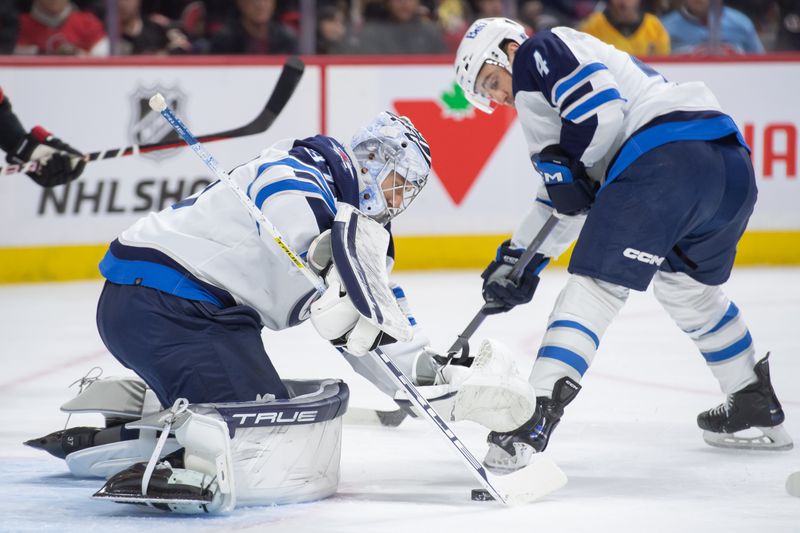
[0,86,86,187]
[452,18,792,472]
[26,111,484,513]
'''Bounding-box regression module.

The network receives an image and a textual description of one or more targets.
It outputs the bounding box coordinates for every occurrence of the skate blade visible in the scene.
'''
[703,424,794,451]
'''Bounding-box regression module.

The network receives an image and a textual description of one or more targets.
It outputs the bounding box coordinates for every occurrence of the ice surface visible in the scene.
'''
[1,269,798,532]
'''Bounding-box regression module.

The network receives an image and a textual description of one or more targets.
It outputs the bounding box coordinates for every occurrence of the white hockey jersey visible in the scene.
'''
[510,27,746,258]
[99,135,391,331]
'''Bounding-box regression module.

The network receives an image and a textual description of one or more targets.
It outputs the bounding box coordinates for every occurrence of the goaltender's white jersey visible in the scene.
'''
[99,135,374,331]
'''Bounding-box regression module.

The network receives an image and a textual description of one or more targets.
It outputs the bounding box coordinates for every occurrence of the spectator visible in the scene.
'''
[118,0,191,54]
[0,3,19,54]
[580,0,670,55]
[317,4,349,54]
[774,0,800,50]
[661,0,765,54]
[178,1,214,54]
[438,0,470,51]
[210,0,298,55]
[15,0,109,56]
[470,0,504,18]
[347,0,447,54]
[535,0,598,26]
[518,1,563,31]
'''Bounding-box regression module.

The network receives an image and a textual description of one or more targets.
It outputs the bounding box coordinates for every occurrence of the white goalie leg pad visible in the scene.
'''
[173,407,236,512]
[93,400,236,514]
[62,380,180,478]
[453,339,537,432]
[204,380,347,507]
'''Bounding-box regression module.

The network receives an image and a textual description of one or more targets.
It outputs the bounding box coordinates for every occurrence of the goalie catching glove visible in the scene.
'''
[311,266,397,355]
[7,126,86,187]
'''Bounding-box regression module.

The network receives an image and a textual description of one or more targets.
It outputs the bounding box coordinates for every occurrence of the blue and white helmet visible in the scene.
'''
[350,111,431,224]
[454,17,528,114]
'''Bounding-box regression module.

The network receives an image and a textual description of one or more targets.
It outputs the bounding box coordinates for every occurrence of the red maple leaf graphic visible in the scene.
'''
[392,101,516,205]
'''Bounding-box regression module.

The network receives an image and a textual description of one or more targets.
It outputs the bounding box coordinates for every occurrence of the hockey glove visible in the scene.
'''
[532,145,598,216]
[310,266,396,355]
[481,240,549,315]
[7,126,86,187]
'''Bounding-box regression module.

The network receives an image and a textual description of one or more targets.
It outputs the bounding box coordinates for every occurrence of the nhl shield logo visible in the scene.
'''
[129,86,186,160]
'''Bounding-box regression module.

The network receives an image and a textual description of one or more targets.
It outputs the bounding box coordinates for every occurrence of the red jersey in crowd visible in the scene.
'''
[16,5,108,56]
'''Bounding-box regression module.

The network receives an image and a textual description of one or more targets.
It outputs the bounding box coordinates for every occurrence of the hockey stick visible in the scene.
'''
[360,214,561,427]
[0,57,304,177]
[150,95,567,506]
[446,213,561,361]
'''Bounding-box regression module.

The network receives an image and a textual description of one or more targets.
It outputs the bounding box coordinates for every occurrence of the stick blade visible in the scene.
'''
[265,56,305,116]
[487,454,567,505]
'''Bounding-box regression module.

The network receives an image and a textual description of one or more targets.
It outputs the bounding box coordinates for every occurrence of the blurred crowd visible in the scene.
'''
[2,0,800,57]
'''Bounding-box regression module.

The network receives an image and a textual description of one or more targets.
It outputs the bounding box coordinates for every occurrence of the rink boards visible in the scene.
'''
[0,55,799,282]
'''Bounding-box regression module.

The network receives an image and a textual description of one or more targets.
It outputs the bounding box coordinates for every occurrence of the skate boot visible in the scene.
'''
[484,376,581,472]
[698,353,793,451]
[24,427,100,459]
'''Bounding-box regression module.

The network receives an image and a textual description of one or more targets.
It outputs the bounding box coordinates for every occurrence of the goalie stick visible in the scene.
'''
[150,95,567,506]
[0,57,304,177]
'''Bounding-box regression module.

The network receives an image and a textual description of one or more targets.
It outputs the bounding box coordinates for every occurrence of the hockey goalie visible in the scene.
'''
[24,110,532,513]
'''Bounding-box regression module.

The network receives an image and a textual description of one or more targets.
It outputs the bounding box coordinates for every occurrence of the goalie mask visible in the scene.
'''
[350,111,431,224]
[454,17,528,114]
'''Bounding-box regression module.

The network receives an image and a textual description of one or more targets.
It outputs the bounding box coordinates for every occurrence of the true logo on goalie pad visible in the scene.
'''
[229,410,319,426]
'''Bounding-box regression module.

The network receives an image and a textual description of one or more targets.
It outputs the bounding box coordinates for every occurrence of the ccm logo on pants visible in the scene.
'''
[623,248,665,265]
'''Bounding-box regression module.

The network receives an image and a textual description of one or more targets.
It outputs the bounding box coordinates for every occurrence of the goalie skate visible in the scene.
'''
[698,354,793,451]
[93,461,224,514]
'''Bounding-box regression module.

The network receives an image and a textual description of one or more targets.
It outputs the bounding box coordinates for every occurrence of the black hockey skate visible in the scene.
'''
[93,461,223,514]
[698,354,793,451]
[483,376,581,472]
[24,427,99,459]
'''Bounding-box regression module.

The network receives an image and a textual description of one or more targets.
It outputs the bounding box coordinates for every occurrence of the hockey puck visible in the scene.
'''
[787,471,800,497]
[471,488,494,501]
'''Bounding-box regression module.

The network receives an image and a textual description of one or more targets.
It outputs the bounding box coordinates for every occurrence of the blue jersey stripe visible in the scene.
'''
[249,157,336,207]
[553,62,608,102]
[537,345,589,375]
[603,115,746,190]
[548,320,600,348]
[702,331,753,363]
[254,178,336,214]
[99,250,224,307]
[564,88,623,121]
[704,302,740,336]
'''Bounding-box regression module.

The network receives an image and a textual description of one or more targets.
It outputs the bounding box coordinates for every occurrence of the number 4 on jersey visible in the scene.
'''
[534,50,549,77]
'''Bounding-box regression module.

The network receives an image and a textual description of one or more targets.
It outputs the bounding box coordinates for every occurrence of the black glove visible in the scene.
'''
[481,240,549,315]
[7,126,86,187]
[532,145,598,216]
